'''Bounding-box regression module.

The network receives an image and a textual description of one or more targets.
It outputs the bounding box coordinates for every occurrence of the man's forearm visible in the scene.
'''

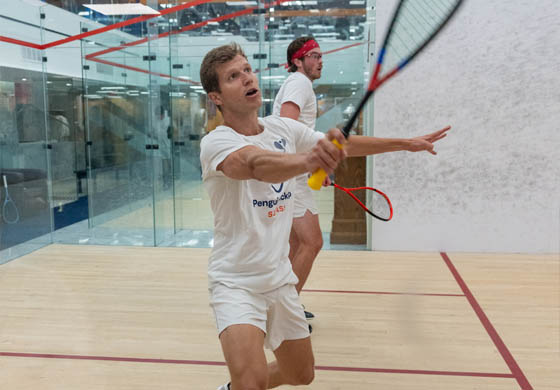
[345,135,412,157]
[247,151,309,183]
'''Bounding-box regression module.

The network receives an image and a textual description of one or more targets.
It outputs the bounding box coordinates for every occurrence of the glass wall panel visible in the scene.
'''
[75,20,158,246]
[146,8,175,246]
[39,6,88,242]
[0,3,53,263]
[168,15,215,247]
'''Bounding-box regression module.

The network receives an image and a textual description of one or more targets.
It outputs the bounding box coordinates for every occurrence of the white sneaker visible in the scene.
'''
[217,383,230,390]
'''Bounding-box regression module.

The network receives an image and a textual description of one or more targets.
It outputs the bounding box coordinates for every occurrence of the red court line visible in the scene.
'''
[440,252,533,390]
[89,57,199,84]
[303,288,464,297]
[0,352,226,366]
[323,41,364,55]
[0,351,514,379]
[0,35,43,49]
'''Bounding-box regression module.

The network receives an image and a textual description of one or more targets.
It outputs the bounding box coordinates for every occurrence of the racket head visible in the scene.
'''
[2,175,20,224]
[342,0,463,136]
[3,199,20,224]
[375,0,464,84]
[333,183,393,222]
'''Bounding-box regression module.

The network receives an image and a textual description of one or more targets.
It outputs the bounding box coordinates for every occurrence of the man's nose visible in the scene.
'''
[242,73,253,85]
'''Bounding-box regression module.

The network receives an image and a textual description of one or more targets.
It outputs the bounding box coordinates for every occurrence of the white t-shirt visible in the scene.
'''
[200,115,324,293]
[272,71,317,129]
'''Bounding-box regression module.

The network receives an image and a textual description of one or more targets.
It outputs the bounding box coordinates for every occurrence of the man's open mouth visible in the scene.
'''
[246,88,258,96]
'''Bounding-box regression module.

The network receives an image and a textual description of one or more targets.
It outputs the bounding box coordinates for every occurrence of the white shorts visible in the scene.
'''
[209,283,310,351]
[293,175,318,218]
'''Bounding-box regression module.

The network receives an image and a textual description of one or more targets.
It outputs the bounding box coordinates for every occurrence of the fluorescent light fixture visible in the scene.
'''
[283,1,317,6]
[100,86,126,90]
[190,85,204,89]
[83,4,160,16]
[78,11,89,16]
[226,1,257,6]
[349,0,365,4]
[261,75,285,80]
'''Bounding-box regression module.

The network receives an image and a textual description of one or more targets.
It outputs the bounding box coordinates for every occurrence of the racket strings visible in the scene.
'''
[381,0,460,76]
[368,189,393,221]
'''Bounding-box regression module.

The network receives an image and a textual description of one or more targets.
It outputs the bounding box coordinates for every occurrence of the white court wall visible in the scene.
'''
[371,0,559,253]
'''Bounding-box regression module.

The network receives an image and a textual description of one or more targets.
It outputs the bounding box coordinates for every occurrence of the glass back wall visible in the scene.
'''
[1,0,370,253]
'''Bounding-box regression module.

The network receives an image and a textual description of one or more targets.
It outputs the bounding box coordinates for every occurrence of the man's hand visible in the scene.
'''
[407,125,451,155]
[306,128,347,175]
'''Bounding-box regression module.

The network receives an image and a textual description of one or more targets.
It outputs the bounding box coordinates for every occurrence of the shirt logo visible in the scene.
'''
[271,183,284,193]
[273,138,286,151]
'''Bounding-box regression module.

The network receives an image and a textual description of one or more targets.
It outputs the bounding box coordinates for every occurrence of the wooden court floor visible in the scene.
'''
[0,245,558,389]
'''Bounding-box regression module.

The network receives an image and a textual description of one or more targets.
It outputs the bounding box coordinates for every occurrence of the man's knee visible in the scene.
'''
[296,228,323,254]
[290,364,315,385]
[301,232,323,256]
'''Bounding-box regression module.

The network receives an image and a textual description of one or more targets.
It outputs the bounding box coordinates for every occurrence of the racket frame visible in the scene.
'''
[333,182,393,222]
[2,174,20,224]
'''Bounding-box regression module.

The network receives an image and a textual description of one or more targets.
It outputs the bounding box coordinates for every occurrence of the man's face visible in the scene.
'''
[300,47,323,81]
[209,55,262,113]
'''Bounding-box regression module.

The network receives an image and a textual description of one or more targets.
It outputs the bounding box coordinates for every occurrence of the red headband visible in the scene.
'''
[291,39,320,62]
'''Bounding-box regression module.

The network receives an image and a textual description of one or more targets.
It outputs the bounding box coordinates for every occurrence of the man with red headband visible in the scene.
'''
[273,37,325,330]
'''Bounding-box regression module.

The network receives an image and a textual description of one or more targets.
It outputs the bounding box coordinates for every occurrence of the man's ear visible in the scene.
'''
[208,91,222,107]
[293,58,303,70]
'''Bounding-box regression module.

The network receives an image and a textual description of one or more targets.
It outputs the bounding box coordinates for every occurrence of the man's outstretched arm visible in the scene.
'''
[344,125,451,157]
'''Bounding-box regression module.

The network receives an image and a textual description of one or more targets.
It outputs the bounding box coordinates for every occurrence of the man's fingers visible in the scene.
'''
[430,133,447,143]
[312,136,345,174]
[326,128,346,146]
[316,144,341,172]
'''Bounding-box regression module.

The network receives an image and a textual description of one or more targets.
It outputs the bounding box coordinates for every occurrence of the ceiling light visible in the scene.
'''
[83,4,160,16]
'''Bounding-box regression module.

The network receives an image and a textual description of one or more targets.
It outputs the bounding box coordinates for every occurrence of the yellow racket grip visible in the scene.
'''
[307,139,344,191]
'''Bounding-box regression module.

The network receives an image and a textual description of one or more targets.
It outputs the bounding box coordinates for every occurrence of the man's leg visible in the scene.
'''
[219,324,268,390]
[289,210,323,293]
[267,337,315,388]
